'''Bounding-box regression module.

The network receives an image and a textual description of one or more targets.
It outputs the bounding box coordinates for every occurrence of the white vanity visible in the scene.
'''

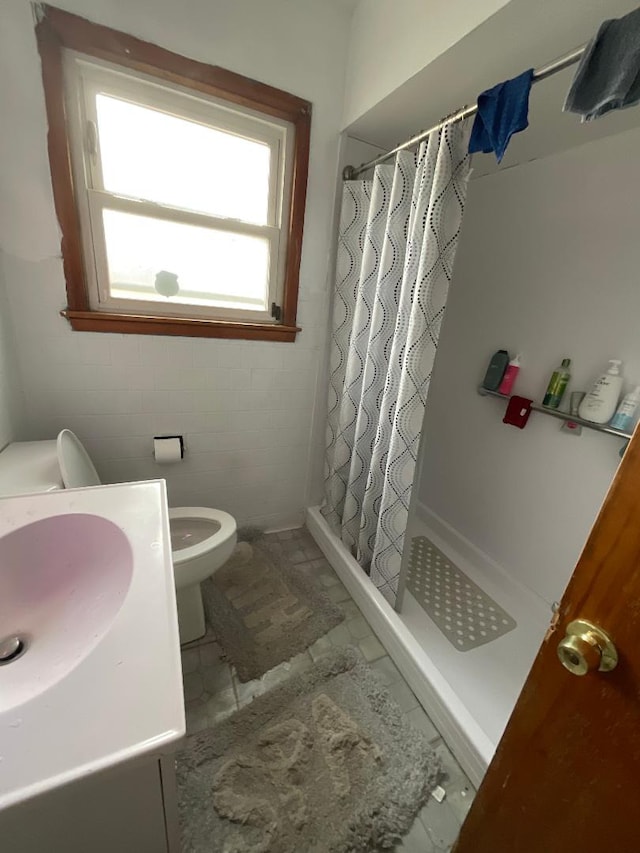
[0,481,185,852]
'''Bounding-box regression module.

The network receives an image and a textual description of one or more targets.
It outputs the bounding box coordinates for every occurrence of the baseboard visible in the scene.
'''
[306,506,491,788]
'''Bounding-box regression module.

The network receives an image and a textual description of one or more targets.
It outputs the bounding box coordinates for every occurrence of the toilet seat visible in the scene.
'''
[57,429,101,489]
[169,506,236,567]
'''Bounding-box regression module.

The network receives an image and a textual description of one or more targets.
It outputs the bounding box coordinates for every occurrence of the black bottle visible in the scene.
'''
[482,350,510,391]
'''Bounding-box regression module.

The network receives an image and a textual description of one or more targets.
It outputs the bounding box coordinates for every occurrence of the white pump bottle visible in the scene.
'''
[578,360,624,424]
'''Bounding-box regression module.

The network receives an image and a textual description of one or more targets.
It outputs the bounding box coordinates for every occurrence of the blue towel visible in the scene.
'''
[468,69,534,162]
[564,8,640,121]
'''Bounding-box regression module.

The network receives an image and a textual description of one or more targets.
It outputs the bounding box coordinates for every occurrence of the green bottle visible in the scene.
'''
[543,358,571,409]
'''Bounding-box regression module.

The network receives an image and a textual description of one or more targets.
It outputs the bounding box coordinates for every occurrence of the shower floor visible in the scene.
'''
[401,507,550,750]
[307,505,551,784]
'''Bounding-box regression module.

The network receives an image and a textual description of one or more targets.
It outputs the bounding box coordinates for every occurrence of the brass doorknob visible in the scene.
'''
[557,619,618,676]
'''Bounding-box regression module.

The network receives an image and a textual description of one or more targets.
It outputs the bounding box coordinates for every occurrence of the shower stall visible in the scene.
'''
[307,34,639,786]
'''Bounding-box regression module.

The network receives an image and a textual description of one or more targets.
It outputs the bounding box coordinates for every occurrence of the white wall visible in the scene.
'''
[0,0,350,529]
[343,0,511,128]
[343,136,386,173]
[0,253,24,448]
[418,127,640,606]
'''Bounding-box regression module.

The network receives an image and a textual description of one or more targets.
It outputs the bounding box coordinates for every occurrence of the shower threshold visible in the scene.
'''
[306,504,549,787]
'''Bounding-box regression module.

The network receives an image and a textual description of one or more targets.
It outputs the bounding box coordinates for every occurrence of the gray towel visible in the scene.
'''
[564,7,640,121]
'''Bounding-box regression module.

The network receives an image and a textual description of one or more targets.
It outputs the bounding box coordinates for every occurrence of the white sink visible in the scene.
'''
[0,481,185,811]
[0,514,134,711]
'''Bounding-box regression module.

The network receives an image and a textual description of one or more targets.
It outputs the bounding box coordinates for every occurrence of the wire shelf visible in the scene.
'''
[477,386,633,441]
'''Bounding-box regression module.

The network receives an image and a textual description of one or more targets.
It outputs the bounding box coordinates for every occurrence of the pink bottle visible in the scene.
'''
[498,354,521,396]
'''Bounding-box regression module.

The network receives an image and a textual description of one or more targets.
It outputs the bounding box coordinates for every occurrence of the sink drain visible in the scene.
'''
[0,636,27,665]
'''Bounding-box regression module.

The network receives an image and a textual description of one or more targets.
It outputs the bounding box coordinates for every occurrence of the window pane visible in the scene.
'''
[102,209,271,310]
[96,95,272,225]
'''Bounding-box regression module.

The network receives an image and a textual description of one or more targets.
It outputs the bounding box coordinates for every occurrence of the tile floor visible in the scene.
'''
[180,526,476,852]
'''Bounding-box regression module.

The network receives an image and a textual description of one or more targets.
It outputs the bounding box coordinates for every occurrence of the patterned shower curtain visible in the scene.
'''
[322,119,472,606]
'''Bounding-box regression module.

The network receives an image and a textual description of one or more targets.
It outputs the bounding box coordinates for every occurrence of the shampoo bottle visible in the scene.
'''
[578,360,624,424]
[609,385,640,431]
[498,354,522,396]
[542,358,571,409]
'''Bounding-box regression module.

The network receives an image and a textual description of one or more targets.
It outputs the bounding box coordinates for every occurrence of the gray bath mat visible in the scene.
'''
[177,647,440,853]
[407,536,517,651]
[201,540,343,682]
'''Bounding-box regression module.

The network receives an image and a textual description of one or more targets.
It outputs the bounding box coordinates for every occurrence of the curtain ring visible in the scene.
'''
[443,106,468,125]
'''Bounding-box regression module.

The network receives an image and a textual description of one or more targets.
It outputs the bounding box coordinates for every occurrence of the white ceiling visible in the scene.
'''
[345,0,640,177]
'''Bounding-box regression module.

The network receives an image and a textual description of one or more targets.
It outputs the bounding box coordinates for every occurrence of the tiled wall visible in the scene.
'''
[0,0,351,529]
[2,252,327,529]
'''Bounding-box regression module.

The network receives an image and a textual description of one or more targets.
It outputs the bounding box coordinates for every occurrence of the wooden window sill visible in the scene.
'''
[62,310,300,342]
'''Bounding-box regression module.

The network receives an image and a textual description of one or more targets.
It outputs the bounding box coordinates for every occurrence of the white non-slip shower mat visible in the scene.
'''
[406,536,517,651]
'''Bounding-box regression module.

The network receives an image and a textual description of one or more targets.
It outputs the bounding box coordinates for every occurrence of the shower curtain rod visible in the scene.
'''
[343,42,587,180]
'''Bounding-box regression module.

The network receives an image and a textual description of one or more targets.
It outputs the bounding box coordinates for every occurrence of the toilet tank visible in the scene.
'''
[0,441,64,497]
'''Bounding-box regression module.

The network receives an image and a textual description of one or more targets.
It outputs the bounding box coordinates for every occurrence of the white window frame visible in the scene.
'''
[62,52,294,325]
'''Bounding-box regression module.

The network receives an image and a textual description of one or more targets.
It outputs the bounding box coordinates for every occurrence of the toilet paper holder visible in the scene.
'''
[153,434,184,461]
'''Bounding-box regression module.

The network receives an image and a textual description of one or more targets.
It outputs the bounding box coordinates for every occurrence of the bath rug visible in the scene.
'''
[407,536,516,651]
[201,537,343,682]
[177,647,441,853]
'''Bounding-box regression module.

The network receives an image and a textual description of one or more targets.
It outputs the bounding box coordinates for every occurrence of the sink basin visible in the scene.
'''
[0,481,184,811]
[0,514,133,711]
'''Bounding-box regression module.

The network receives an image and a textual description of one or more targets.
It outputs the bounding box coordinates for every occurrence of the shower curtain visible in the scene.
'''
[322,119,472,606]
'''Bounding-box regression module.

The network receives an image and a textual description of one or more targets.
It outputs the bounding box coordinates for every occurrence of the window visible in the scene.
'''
[36,5,311,341]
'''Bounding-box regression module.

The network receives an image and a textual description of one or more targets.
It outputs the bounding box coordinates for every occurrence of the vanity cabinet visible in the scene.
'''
[0,755,180,853]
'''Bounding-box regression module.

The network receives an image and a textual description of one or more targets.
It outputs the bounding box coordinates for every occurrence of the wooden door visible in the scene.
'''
[453,429,640,852]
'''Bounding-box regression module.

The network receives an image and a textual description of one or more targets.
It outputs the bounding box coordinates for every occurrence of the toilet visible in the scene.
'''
[0,431,237,645]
